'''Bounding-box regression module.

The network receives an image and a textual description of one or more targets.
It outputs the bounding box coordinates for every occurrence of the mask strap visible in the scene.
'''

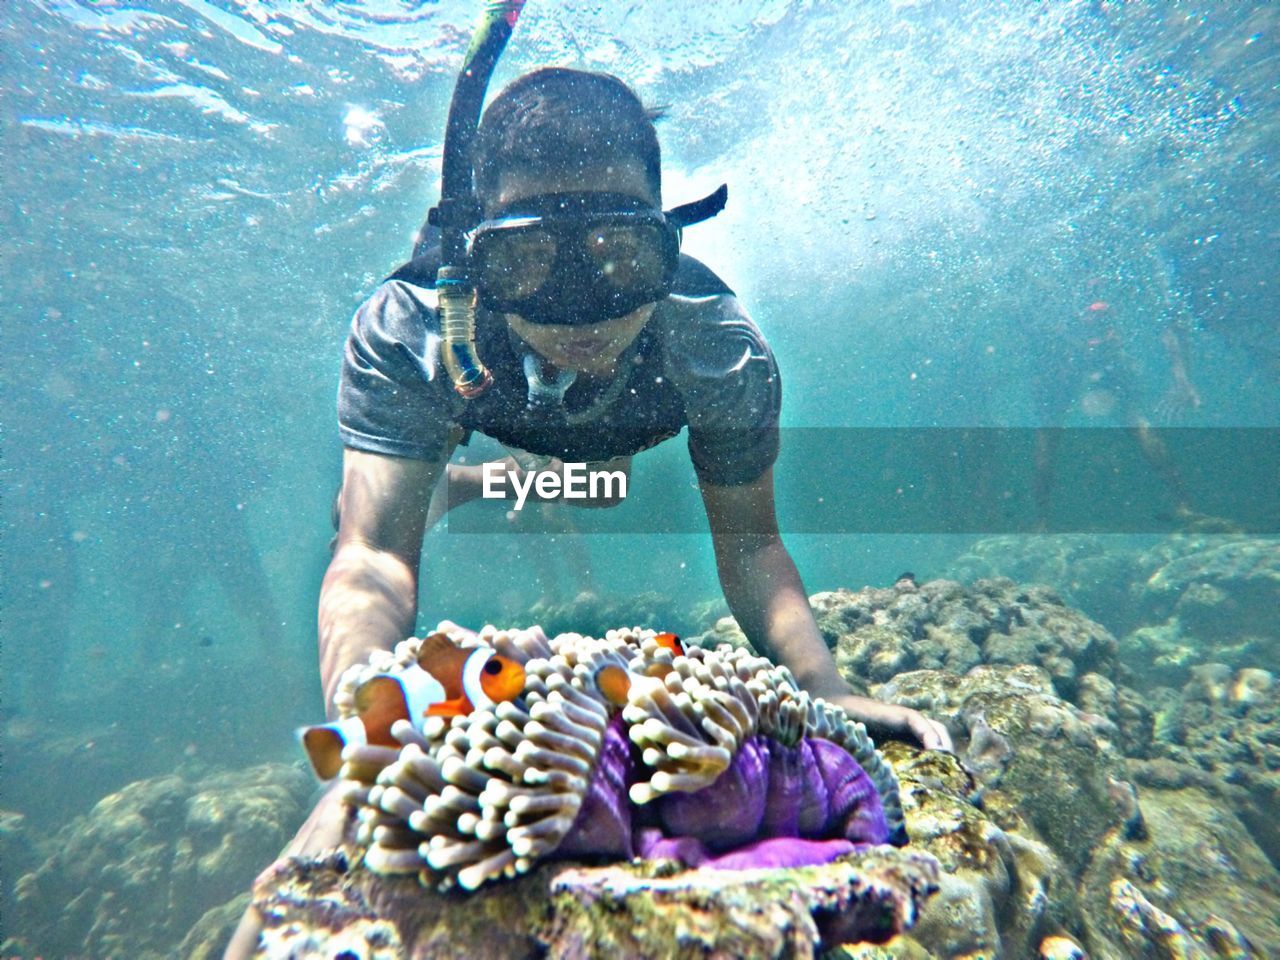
[665,183,728,229]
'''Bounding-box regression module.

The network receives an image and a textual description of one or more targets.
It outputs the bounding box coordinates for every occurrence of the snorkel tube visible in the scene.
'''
[429,0,527,398]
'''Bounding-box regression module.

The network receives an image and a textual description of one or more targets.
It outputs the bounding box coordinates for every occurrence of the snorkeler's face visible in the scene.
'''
[507,303,655,377]
[488,161,662,375]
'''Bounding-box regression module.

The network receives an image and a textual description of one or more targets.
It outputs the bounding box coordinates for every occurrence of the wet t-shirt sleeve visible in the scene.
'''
[337,280,461,461]
[660,294,782,486]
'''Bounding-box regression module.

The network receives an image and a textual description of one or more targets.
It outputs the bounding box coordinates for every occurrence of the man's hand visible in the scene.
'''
[699,469,953,755]
[831,693,953,752]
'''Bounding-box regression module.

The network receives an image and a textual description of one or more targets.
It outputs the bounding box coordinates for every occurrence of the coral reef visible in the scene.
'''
[1127,538,1280,685]
[15,564,1279,959]
[809,657,1280,958]
[1141,664,1280,868]
[874,664,1129,875]
[0,807,39,952]
[1079,786,1280,958]
[544,849,938,958]
[239,619,1280,959]
[798,577,1119,705]
[8,763,312,960]
[739,573,1156,756]
[334,625,905,890]
[177,893,260,960]
[948,535,1280,688]
[873,741,1077,959]
[241,842,939,959]
[2,652,315,834]
[947,534,1153,633]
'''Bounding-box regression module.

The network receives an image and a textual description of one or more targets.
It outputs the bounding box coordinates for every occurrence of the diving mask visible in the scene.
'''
[468,184,727,327]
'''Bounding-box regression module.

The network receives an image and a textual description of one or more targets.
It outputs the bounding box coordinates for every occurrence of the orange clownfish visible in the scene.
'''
[640,631,686,678]
[596,664,634,708]
[300,632,526,779]
[653,632,684,657]
[596,632,686,708]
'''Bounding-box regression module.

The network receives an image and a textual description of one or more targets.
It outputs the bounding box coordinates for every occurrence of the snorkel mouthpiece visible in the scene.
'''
[431,0,527,398]
[522,352,577,412]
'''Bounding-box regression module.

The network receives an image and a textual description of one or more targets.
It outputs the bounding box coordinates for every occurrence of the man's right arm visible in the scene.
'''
[318,447,444,715]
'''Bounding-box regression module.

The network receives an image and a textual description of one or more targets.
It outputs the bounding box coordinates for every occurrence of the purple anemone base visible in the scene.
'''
[557,715,891,870]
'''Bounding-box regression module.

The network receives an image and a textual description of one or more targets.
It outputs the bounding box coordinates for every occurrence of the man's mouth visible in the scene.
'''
[557,338,604,360]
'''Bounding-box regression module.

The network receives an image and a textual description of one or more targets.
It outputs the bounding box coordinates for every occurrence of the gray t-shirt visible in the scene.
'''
[337,254,780,486]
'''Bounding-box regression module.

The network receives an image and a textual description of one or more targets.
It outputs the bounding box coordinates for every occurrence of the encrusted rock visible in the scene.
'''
[879,743,1074,959]
[1119,535,1280,685]
[1079,786,1280,958]
[242,845,939,959]
[806,578,1119,704]
[947,535,1154,634]
[1139,539,1280,647]
[0,807,38,949]
[1145,664,1280,867]
[546,850,938,959]
[10,763,312,960]
[950,535,1280,689]
[691,613,755,653]
[873,665,1129,875]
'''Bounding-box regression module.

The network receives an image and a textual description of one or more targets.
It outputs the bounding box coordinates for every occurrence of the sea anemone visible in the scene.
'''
[329,624,905,890]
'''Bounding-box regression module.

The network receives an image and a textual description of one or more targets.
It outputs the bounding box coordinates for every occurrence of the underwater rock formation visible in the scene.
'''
[947,534,1153,633]
[332,625,906,890]
[9,763,312,960]
[20,574,1272,959]
[950,535,1280,689]
[3,650,317,835]
[874,663,1130,876]
[544,849,938,957]
[871,741,1078,959]
[797,577,1120,705]
[218,581,1280,960]
[828,660,1280,959]
[0,807,38,952]
[243,842,939,959]
[41,572,1259,960]
[1139,663,1280,869]
[1124,538,1280,686]
[1079,785,1280,958]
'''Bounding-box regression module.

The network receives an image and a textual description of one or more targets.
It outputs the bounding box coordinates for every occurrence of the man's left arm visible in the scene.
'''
[699,467,952,752]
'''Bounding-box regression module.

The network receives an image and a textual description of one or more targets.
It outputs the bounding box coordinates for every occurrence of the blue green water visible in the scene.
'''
[2,0,1276,863]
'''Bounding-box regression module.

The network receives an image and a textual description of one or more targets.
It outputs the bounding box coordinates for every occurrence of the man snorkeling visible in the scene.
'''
[225,61,948,960]
[324,66,950,749]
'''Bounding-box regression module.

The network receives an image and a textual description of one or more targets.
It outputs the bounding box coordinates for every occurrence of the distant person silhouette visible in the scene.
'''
[999,254,1210,531]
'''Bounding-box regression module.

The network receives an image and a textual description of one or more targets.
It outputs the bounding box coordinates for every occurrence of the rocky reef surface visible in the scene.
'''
[6,554,1279,958]
[234,843,939,960]
[949,535,1280,686]
[696,572,1280,958]
[873,666,1280,958]
[213,646,1280,959]
[4,763,313,960]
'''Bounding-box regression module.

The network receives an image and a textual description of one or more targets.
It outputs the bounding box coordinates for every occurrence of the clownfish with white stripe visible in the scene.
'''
[652,632,684,658]
[596,632,687,707]
[300,632,526,780]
